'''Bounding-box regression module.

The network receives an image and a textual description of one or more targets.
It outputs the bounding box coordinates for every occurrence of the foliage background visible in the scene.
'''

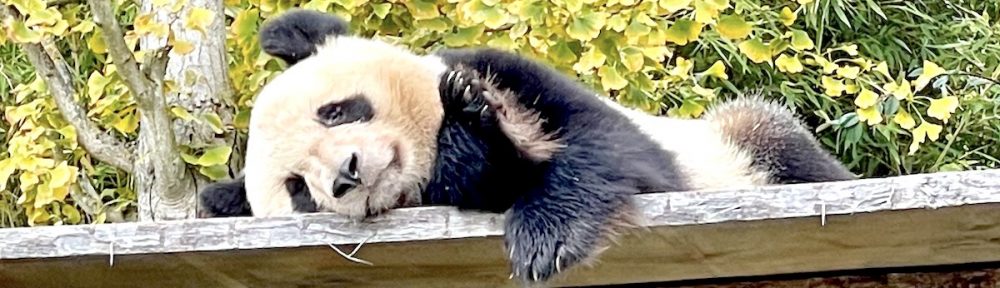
[1,0,998,227]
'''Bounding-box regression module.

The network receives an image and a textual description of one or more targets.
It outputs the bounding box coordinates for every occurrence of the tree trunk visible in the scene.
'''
[135,0,235,221]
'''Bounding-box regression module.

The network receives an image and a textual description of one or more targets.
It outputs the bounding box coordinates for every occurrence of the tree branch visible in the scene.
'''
[85,0,154,108]
[1,5,135,173]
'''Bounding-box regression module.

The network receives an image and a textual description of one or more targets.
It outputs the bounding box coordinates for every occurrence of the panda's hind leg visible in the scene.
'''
[703,96,856,184]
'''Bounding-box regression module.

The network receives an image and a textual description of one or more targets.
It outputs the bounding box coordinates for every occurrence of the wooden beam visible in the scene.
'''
[1,170,999,287]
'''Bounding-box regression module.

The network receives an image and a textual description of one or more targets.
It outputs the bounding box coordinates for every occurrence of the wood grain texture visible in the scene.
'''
[1,170,999,287]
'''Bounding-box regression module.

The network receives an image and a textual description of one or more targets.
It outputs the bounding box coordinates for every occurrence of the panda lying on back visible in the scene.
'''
[199,9,855,284]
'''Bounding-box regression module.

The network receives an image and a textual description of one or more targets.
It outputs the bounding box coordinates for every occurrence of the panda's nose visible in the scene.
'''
[332,152,361,198]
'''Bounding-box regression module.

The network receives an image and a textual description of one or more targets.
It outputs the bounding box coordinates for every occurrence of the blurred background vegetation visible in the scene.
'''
[1,0,998,227]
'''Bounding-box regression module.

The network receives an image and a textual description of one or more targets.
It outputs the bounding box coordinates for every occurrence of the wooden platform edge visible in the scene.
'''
[1,169,999,261]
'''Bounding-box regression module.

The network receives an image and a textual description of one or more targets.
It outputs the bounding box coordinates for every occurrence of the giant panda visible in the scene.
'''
[198,9,856,284]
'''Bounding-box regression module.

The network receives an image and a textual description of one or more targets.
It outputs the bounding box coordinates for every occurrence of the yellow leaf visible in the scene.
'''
[48,161,77,188]
[572,48,606,73]
[171,39,195,55]
[927,96,959,123]
[775,54,803,73]
[694,0,730,24]
[87,30,107,54]
[812,56,837,74]
[621,48,645,72]
[10,20,43,43]
[598,66,628,91]
[821,76,845,97]
[853,88,879,108]
[779,7,797,26]
[153,0,172,7]
[841,44,858,56]
[0,159,15,192]
[640,46,672,62]
[836,65,860,79]
[873,61,890,78]
[738,38,771,63]
[856,106,882,125]
[798,0,814,4]
[185,7,215,34]
[678,98,706,117]
[893,109,916,130]
[86,71,111,100]
[845,83,860,95]
[908,121,942,155]
[607,14,629,32]
[70,20,96,34]
[659,0,693,12]
[134,14,169,38]
[913,60,946,90]
[883,80,913,101]
[664,19,702,45]
[669,57,694,79]
[566,11,607,41]
[716,14,752,40]
[692,85,716,99]
[701,60,728,79]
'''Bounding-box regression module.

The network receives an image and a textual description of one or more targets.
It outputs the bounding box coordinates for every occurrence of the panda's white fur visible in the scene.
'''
[244,34,450,217]
[599,97,773,190]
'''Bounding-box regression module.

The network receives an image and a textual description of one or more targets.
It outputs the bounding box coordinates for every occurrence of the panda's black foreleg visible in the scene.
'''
[502,142,641,283]
[198,175,252,218]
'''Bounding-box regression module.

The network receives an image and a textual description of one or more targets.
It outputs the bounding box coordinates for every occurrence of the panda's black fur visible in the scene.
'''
[199,9,855,284]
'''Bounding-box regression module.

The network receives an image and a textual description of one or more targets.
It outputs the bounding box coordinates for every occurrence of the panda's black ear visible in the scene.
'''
[259,9,350,65]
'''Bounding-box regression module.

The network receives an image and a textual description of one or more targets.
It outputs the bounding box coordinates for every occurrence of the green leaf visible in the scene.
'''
[201,112,225,134]
[567,11,607,41]
[621,47,645,72]
[404,0,439,20]
[62,203,82,224]
[372,3,392,18]
[443,26,484,46]
[548,41,578,64]
[598,65,628,91]
[790,30,815,51]
[234,109,251,130]
[664,19,701,45]
[199,165,230,180]
[624,20,652,40]
[171,106,197,122]
[716,14,752,40]
[677,98,706,118]
[197,146,232,166]
[415,18,451,32]
[738,38,771,63]
[10,20,43,43]
[180,150,201,165]
[86,72,111,100]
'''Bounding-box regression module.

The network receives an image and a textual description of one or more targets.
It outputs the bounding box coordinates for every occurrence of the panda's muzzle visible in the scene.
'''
[332,152,361,198]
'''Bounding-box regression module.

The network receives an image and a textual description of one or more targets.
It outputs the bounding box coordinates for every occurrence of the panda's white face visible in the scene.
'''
[243,35,448,218]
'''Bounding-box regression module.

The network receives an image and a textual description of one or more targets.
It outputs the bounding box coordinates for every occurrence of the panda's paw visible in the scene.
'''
[198,178,251,218]
[504,216,598,284]
[439,67,495,124]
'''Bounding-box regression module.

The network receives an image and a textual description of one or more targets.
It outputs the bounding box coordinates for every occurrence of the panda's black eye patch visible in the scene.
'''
[316,94,374,127]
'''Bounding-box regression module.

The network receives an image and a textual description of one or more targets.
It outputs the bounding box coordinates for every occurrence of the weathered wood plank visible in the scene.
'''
[1,170,999,287]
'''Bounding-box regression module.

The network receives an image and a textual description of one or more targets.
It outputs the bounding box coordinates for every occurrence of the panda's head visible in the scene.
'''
[244,9,448,218]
